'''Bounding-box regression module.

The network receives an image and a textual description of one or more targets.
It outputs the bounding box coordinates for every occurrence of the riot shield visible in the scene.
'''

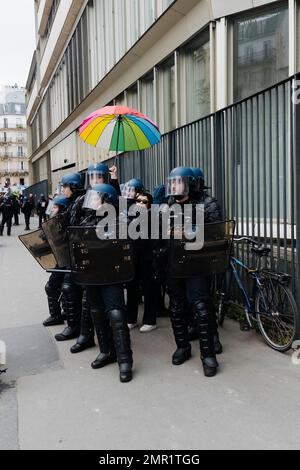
[42,213,70,268]
[167,220,235,279]
[67,225,135,285]
[19,229,57,270]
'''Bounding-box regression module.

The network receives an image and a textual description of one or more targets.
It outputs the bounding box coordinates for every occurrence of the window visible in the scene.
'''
[18,146,23,157]
[3,118,8,128]
[157,55,176,132]
[126,83,138,109]
[181,30,210,123]
[114,92,126,106]
[15,104,21,114]
[16,118,22,128]
[21,161,24,170]
[233,4,289,101]
[140,71,155,122]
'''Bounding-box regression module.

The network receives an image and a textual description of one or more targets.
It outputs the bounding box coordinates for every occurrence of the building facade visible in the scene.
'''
[26,0,300,297]
[27,0,296,189]
[0,85,29,189]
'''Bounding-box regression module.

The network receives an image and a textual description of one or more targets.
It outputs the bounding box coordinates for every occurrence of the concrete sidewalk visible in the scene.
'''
[0,218,300,450]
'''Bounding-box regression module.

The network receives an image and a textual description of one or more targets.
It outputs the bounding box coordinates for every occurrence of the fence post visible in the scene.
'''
[214,111,226,218]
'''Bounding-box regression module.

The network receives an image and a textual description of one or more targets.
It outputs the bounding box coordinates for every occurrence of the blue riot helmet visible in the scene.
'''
[122,178,145,199]
[86,163,110,188]
[191,167,205,192]
[166,166,195,197]
[83,183,118,210]
[46,195,70,217]
[59,172,83,197]
[152,184,167,205]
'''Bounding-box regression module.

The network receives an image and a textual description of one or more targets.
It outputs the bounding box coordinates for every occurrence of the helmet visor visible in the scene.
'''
[46,200,54,216]
[121,183,137,199]
[85,171,109,189]
[83,189,106,211]
[166,175,191,196]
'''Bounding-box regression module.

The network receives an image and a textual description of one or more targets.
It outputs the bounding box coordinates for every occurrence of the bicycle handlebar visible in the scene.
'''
[233,236,259,246]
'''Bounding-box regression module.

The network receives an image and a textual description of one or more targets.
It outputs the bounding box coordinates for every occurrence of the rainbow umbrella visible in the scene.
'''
[79,106,161,157]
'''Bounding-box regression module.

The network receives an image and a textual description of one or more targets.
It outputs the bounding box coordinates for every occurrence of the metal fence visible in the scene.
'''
[106,75,300,307]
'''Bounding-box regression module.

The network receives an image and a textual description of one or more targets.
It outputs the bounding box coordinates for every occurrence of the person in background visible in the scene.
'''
[37,194,48,228]
[0,194,14,236]
[12,195,21,226]
[21,196,34,231]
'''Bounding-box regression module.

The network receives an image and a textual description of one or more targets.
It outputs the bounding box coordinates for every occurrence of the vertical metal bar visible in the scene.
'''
[290,78,296,294]
[282,83,288,273]
[256,95,261,244]
[214,111,225,216]
[275,86,281,269]
[250,97,255,243]
[240,101,245,266]
[268,89,274,267]
[262,92,267,249]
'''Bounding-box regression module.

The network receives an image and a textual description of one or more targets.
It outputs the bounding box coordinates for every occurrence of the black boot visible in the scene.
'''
[172,345,191,365]
[193,301,218,377]
[109,309,133,382]
[170,298,191,365]
[55,280,82,341]
[202,357,219,377]
[70,292,95,353]
[90,307,117,369]
[43,282,64,327]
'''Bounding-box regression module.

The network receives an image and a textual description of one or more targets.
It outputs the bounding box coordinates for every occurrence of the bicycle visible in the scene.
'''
[216,236,299,352]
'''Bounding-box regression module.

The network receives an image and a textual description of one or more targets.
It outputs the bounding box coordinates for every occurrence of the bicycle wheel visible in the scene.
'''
[255,279,299,352]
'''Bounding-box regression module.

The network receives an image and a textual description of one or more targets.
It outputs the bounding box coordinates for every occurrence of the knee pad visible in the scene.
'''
[109,309,125,328]
[192,301,209,322]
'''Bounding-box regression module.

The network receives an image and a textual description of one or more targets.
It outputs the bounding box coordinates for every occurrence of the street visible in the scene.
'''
[0,217,299,450]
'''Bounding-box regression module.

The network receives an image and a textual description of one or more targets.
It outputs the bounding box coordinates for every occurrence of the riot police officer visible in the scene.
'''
[85,162,121,195]
[0,194,13,236]
[55,173,85,342]
[122,178,144,201]
[81,184,133,382]
[43,195,70,327]
[164,166,220,377]
[70,163,121,353]
[187,167,223,354]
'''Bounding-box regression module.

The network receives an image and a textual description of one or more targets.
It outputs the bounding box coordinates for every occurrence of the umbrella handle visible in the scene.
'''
[114,115,122,171]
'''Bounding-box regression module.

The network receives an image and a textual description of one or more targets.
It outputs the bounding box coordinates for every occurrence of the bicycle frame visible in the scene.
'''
[229,256,267,327]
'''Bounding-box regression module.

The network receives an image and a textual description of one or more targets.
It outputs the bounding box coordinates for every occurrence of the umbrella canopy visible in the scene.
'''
[79,105,161,152]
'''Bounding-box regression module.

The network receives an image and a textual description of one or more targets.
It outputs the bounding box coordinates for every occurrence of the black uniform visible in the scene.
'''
[54,193,85,341]
[12,197,20,226]
[21,200,34,230]
[126,209,160,326]
[160,192,222,376]
[37,198,48,228]
[0,197,14,236]
[80,210,133,382]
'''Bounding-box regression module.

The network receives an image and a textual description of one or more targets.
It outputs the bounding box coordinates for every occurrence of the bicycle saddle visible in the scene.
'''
[251,246,271,256]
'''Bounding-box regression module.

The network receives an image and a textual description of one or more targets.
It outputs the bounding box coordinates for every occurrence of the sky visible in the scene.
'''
[0,0,36,88]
